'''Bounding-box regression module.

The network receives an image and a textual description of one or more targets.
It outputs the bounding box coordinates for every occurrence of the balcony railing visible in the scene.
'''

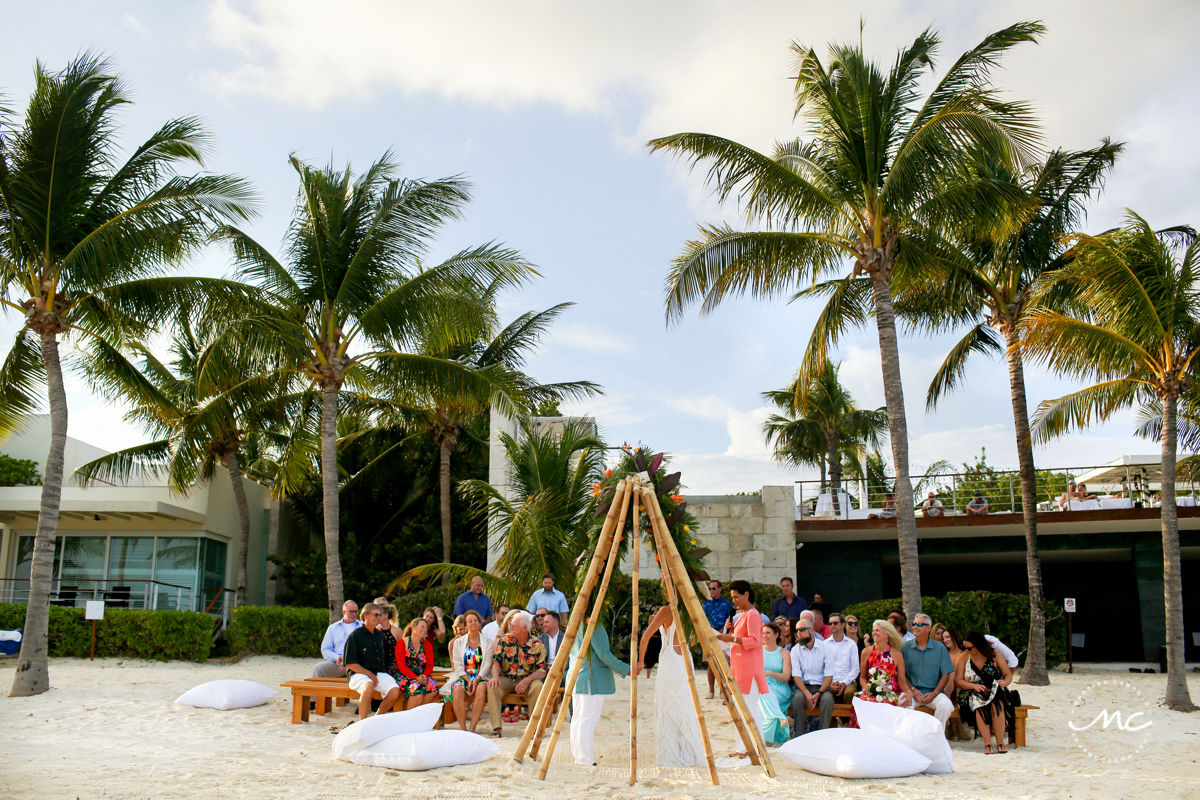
[0,578,235,623]
[796,462,1199,520]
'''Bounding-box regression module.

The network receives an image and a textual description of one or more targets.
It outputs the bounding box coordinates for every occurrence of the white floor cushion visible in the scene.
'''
[332,703,443,761]
[777,728,930,779]
[346,729,500,771]
[174,680,276,710]
[853,697,954,774]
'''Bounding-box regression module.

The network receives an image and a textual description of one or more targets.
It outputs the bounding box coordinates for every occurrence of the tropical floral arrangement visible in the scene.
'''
[589,444,708,582]
[863,666,900,703]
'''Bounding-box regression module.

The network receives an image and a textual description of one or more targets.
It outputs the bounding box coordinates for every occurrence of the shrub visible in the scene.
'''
[841,591,1067,668]
[0,454,41,486]
[0,604,212,661]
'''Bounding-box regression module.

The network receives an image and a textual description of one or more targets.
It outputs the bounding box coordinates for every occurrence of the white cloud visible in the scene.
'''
[121,13,146,34]
[544,322,633,354]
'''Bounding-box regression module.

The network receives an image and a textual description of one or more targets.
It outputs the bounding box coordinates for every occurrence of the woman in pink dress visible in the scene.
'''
[715,579,767,754]
[849,619,913,728]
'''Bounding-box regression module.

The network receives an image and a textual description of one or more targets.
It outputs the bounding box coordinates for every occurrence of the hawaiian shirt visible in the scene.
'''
[493,632,548,680]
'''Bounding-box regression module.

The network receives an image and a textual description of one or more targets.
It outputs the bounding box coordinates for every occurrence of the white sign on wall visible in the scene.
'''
[1064,598,1076,613]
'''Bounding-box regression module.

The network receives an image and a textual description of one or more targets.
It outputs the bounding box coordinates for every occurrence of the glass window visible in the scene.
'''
[199,539,229,614]
[60,537,108,603]
[107,537,155,609]
[10,535,61,604]
[153,537,199,610]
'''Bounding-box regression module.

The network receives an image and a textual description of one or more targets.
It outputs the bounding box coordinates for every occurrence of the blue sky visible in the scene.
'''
[4,1,1200,493]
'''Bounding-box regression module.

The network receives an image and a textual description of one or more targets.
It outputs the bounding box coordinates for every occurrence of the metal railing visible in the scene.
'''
[0,578,195,611]
[796,462,1198,520]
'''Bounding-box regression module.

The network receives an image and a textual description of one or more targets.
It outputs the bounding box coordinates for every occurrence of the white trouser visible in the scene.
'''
[912,692,954,726]
[348,671,399,696]
[742,683,765,736]
[570,694,605,765]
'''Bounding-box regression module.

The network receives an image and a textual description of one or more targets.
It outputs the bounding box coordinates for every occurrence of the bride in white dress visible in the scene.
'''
[638,606,707,767]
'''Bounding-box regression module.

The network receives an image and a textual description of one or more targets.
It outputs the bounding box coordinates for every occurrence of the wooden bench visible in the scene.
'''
[801,703,1039,747]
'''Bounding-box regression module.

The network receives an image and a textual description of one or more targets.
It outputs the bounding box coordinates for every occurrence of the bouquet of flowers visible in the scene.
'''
[864,666,899,703]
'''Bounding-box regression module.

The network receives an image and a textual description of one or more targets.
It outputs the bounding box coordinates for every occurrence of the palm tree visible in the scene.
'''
[649,23,1043,618]
[213,153,535,621]
[389,419,604,603]
[896,142,1121,685]
[0,55,256,696]
[762,360,887,515]
[410,301,601,567]
[72,322,286,604]
[1024,211,1199,711]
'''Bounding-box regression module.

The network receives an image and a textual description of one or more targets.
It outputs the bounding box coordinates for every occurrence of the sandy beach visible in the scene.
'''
[1,656,1198,800]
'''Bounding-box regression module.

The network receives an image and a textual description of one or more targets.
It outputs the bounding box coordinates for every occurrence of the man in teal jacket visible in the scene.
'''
[568,624,630,765]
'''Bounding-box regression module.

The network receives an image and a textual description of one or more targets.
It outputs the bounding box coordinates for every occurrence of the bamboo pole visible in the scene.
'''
[644,486,774,777]
[537,499,629,780]
[629,479,641,785]
[515,479,629,762]
[646,488,719,785]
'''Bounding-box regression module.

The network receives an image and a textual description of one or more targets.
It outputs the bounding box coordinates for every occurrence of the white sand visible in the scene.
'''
[2,656,1199,800]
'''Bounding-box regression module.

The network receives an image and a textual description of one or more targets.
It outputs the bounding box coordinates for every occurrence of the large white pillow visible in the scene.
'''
[332,703,443,761]
[777,728,930,779]
[346,730,500,771]
[852,697,954,774]
[174,679,276,711]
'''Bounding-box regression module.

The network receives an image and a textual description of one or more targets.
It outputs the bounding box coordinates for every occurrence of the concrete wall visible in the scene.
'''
[688,486,797,585]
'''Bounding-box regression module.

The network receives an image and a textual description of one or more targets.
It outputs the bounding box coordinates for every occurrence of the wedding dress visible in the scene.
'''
[654,623,708,768]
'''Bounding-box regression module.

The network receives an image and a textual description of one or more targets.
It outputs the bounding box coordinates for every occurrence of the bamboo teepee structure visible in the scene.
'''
[512,474,774,786]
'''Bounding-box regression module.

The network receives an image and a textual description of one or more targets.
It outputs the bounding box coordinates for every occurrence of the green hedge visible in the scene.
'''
[0,604,212,661]
[841,591,1067,668]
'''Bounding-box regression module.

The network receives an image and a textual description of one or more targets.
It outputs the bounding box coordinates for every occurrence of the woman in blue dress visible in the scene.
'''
[760,622,793,744]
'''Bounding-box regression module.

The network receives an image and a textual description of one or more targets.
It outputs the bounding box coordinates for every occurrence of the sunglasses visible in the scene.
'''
[912,622,929,628]
[797,626,812,632]
[846,621,859,627]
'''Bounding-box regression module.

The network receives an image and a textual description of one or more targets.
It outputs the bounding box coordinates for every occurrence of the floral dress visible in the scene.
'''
[848,646,900,729]
[450,639,484,693]
[959,656,1013,735]
[395,638,440,698]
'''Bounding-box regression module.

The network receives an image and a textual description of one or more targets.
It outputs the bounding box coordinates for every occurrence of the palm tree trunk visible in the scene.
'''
[265,494,280,606]
[10,331,68,697]
[827,433,841,517]
[321,385,345,623]
[440,438,453,568]
[1159,392,1196,710]
[869,271,921,619]
[224,448,252,606]
[1004,327,1048,685]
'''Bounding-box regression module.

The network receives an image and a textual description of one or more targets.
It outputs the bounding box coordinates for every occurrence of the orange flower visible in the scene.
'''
[604,469,613,478]
[592,481,602,496]
[671,494,685,504]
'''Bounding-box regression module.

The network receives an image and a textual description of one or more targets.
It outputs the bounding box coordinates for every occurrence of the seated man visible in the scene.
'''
[965,491,989,516]
[789,619,835,735]
[486,611,548,737]
[482,604,510,640]
[900,614,955,728]
[825,613,860,705]
[343,602,401,720]
[921,492,945,517]
[1058,481,1078,510]
[312,599,361,677]
[868,494,896,519]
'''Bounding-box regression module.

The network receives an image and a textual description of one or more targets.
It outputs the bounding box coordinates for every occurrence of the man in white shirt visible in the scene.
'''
[537,609,567,688]
[921,492,945,518]
[482,604,510,640]
[986,634,1019,668]
[312,600,362,677]
[824,613,861,704]
[789,619,834,735]
[526,573,570,615]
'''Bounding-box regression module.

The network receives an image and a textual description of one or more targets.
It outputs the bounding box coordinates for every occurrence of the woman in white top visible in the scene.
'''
[440,609,493,731]
[638,604,708,768]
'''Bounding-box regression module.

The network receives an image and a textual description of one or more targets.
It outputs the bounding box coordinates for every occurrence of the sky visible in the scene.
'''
[3,1,1199,494]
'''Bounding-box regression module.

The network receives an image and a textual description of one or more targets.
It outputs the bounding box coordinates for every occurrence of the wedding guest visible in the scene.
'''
[986,634,1020,668]
[716,579,768,745]
[536,609,566,686]
[849,620,912,728]
[888,610,915,642]
[486,611,548,737]
[799,610,824,641]
[453,575,495,622]
[377,603,400,677]
[569,622,629,765]
[702,580,735,700]
[811,607,831,639]
[442,609,492,732]
[760,622,793,744]
[930,622,946,644]
[422,606,447,645]
[774,616,793,649]
[956,630,1014,754]
[789,617,834,736]
[452,614,467,641]
[526,573,569,615]
[312,600,361,677]
[825,613,861,704]
[395,617,441,710]
[343,603,400,720]
[844,615,862,650]
[482,604,510,640]
[940,626,972,740]
[901,613,955,727]
[771,576,807,619]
